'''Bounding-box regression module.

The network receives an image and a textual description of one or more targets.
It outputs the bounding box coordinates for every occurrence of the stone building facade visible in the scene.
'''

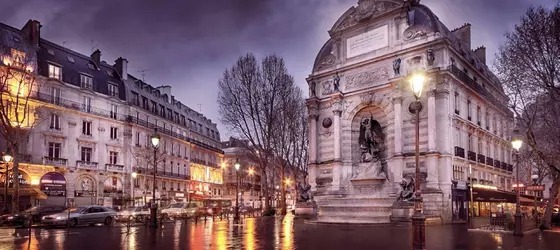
[0,20,223,210]
[306,0,514,224]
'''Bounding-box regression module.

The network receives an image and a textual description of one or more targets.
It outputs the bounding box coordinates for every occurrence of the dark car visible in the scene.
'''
[1,205,66,227]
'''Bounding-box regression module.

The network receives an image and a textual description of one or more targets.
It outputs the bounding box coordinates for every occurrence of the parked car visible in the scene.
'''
[1,205,66,227]
[161,202,203,219]
[116,207,150,222]
[42,205,117,228]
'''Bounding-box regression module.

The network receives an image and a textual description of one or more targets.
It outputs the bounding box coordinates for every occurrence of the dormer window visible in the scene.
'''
[108,83,118,97]
[80,75,93,89]
[106,70,113,77]
[87,63,96,70]
[48,64,61,80]
[67,56,75,63]
[47,49,55,56]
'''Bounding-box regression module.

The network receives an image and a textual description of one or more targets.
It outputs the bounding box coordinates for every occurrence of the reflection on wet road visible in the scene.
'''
[1,214,560,250]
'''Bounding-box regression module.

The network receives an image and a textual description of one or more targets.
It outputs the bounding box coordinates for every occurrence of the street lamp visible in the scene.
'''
[150,129,160,228]
[131,172,137,207]
[2,153,13,213]
[408,70,426,250]
[511,136,523,236]
[234,160,241,222]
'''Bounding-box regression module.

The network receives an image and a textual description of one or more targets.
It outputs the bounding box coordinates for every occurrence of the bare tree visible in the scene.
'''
[129,144,167,203]
[218,54,299,213]
[495,4,560,229]
[0,30,41,213]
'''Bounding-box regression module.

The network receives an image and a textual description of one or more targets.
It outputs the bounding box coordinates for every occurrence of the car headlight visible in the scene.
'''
[55,216,66,220]
[7,216,13,220]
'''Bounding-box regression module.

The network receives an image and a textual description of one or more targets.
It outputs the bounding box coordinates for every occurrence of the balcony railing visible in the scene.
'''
[126,116,223,154]
[486,157,494,166]
[34,92,128,121]
[507,164,513,172]
[501,162,508,170]
[135,168,190,180]
[494,160,501,169]
[43,157,68,167]
[447,65,510,114]
[106,164,125,172]
[477,154,485,164]
[454,147,465,158]
[76,160,98,170]
[467,151,477,161]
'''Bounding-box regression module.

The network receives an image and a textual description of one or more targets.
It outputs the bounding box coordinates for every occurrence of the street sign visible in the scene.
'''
[526,185,545,191]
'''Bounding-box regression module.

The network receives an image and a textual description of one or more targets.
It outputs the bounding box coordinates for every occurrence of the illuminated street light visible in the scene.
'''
[248,168,254,176]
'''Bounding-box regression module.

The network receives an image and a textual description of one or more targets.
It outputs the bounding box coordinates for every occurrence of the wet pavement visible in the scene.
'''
[1,215,559,250]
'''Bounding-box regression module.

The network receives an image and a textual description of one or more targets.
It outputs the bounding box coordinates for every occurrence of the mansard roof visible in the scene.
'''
[37,39,126,101]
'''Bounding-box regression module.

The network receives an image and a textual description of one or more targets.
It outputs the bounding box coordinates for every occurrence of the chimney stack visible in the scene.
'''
[473,46,486,65]
[91,49,101,66]
[451,23,471,51]
[21,20,41,48]
[114,57,128,80]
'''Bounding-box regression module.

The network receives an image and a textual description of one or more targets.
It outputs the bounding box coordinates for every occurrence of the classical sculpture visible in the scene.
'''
[427,49,435,66]
[397,177,415,202]
[393,58,401,75]
[297,183,313,202]
[309,81,317,97]
[358,116,384,163]
[333,73,340,92]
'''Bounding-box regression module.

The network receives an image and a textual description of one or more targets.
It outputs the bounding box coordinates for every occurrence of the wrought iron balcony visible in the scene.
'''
[454,146,465,158]
[34,92,128,121]
[467,151,477,161]
[106,164,125,172]
[43,157,68,167]
[477,154,485,164]
[486,157,494,166]
[76,160,98,170]
[507,164,513,172]
[494,160,501,169]
[501,162,508,170]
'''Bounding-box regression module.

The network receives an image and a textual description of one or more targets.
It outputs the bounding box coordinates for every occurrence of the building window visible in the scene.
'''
[135,132,140,146]
[109,151,118,164]
[167,108,173,120]
[181,115,186,126]
[131,91,139,106]
[81,147,92,162]
[48,142,61,158]
[142,96,149,109]
[49,113,60,130]
[80,75,93,89]
[83,96,92,113]
[467,133,473,151]
[50,87,61,105]
[467,100,472,120]
[48,64,61,80]
[108,84,118,97]
[160,105,165,117]
[110,127,118,140]
[477,106,481,125]
[454,92,460,114]
[82,121,92,136]
[454,127,461,147]
[110,104,118,119]
[478,139,483,154]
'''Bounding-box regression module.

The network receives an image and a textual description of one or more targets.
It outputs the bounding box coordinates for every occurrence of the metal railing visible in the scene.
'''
[106,164,125,172]
[43,156,68,167]
[34,92,128,121]
[454,146,465,158]
[477,154,485,164]
[468,151,477,161]
[486,157,494,166]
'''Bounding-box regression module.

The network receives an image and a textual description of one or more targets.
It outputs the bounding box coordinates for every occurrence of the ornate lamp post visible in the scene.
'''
[150,129,161,228]
[408,71,426,250]
[131,172,137,207]
[234,160,241,222]
[511,136,523,236]
[2,153,13,213]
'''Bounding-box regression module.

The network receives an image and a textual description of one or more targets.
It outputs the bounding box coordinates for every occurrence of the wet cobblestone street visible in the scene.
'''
[0,215,559,250]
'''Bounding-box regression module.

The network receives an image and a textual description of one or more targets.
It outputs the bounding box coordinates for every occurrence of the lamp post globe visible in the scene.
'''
[409,72,426,99]
[151,133,161,149]
[2,154,13,163]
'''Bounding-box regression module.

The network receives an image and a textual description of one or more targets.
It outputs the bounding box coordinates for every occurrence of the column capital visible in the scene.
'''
[428,90,437,98]
[333,110,342,116]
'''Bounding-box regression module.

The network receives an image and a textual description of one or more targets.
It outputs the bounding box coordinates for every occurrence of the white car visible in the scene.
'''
[42,205,117,227]
[116,207,150,222]
[161,202,202,219]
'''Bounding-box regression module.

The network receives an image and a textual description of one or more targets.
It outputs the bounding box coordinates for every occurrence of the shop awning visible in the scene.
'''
[0,187,48,200]
[469,187,544,206]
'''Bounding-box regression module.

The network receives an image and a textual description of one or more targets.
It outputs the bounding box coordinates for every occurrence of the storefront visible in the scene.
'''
[39,172,66,207]
[0,170,47,211]
[468,186,542,217]
[74,175,97,206]
[103,176,124,209]
[451,180,468,221]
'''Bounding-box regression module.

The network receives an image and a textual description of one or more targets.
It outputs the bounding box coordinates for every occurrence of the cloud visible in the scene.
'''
[0,0,555,139]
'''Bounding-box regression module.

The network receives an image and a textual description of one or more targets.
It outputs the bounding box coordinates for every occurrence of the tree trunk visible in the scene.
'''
[293,170,298,204]
[11,152,20,213]
[280,164,286,215]
[261,168,270,211]
[541,177,560,229]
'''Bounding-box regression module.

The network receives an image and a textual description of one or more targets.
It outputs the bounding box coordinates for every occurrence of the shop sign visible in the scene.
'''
[175,193,185,198]
[526,185,545,191]
[40,172,66,196]
[455,181,467,190]
[103,176,123,194]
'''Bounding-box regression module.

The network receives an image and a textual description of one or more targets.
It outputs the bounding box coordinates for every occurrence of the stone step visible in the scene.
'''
[316,215,391,224]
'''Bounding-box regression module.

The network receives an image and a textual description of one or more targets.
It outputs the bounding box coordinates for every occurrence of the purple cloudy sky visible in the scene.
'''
[0,0,556,139]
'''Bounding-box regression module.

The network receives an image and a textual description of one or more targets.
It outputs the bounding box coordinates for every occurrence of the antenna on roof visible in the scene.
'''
[90,39,99,53]
[197,104,203,113]
[137,69,150,81]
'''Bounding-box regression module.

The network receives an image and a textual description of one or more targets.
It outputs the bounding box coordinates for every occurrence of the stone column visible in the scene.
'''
[306,99,319,164]
[333,110,342,161]
[392,96,403,155]
[330,93,343,191]
[427,90,437,152]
